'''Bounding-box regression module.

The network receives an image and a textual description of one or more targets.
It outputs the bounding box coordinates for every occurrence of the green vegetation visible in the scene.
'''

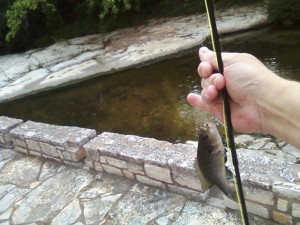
[2,0,289,55]
[267,0,300,26]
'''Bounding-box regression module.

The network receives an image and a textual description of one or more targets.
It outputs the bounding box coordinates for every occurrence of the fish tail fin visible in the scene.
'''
[226,189,239,203]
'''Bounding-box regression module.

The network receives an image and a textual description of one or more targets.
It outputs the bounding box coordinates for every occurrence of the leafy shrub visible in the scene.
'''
[5,0,56,41]
[268,0,300,26]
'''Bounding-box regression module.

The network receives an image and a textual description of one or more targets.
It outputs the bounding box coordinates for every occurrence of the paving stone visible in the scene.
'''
[83,194,122,224]
[39,160,66,181]
[51,198,81,225]
[154,205,184,225]
[0,184,16,199]
[0,149,19,162]
[0,156,42,187]
[0,187,31,213]
[102,184,186,225]
[0,207,13,220]
[11,169,93,224]
[174,201,240,225]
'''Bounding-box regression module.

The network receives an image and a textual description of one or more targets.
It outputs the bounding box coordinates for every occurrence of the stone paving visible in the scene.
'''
[0,148,278,225]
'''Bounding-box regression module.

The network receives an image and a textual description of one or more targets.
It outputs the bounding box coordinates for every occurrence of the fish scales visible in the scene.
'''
[194,123,237,201]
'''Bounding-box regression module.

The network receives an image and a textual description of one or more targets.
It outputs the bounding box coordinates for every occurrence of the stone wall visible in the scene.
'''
[1,115,300,225]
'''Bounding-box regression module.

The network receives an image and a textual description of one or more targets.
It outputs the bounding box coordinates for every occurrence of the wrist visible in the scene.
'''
[257,75,300,147]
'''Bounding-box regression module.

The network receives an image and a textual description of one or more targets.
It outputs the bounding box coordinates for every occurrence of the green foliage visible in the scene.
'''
[5,0,56,41]
[86,0,141,20]
[268,0,300,26]
[0,0,297,54]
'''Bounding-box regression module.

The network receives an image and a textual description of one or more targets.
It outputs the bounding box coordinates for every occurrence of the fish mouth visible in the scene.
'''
[198,123,212,139]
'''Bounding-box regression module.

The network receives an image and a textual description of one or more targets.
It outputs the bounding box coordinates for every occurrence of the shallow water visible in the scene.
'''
[1,27,300,143]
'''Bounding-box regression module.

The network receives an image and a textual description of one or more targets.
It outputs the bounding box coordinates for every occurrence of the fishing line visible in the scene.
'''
[203,1,249,224]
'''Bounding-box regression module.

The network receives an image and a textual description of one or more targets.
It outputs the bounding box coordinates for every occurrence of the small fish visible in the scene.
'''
[194,123,237,201]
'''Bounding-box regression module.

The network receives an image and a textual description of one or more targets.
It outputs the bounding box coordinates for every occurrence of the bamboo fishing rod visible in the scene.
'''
[203,1,249,224]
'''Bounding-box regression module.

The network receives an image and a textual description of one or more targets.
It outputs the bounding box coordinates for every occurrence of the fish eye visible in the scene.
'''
[203,134,209,139]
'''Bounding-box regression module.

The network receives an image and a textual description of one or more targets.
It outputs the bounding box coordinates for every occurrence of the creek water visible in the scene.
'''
[1,27,300,143]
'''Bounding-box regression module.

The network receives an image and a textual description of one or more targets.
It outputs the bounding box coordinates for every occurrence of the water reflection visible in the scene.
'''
[0,28,300,143]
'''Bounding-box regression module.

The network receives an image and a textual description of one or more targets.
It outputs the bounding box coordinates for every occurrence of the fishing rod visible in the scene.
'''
[203,1,249,224]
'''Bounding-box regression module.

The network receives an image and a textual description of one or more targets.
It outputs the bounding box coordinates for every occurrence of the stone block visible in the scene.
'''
[39,142,58,157]
[85,160,94,169]
[136,175,166,189]
[293,203,300,218]
[15,146,28,154]
[127,162,144,175]
[10,121,96,162]
[277,198,288,212]
[14,138,27,148]
[100,156,107,164]
[94,162,103,171]
[60,151,72,161]
[172,170,202,191]
[234,134,255,147]
[207,197,226,209]
[102,164,123,177]
[106,156,127,169]
[273,211,293,225]
[29,150,42,157]
[224,197,269,219]
[273,182,300,200]
[26,139,41,151]
[244,186,274,205]
[144,164,172,183]
[122,170,134,180]
[83,132,182,166]
[282,144,300,158]
[246,201,269,219]
[0,116,23,148]
[167,184,210,201]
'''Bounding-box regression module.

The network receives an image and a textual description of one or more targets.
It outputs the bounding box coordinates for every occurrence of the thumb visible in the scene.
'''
[199,47,219,71]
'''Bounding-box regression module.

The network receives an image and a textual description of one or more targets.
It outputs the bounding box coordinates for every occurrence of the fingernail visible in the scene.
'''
[200,47,208,54]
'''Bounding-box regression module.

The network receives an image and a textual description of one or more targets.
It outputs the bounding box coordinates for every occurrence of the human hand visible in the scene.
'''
[187,47,279,133]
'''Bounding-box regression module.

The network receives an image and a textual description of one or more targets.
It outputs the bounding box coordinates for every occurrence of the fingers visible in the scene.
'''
[199,47,218,70]
[198,61,213,78]
[187,92,223,120]
[201,85,220,104]
[201,73,225,90]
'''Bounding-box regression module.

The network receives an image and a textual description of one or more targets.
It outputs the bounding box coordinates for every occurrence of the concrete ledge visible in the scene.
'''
[0,116,23,149]
[9,120,96,166]
[2,116,300,224]
[84,132,208,200]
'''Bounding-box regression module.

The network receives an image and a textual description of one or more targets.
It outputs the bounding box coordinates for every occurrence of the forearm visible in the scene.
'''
[258,76,300,149]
